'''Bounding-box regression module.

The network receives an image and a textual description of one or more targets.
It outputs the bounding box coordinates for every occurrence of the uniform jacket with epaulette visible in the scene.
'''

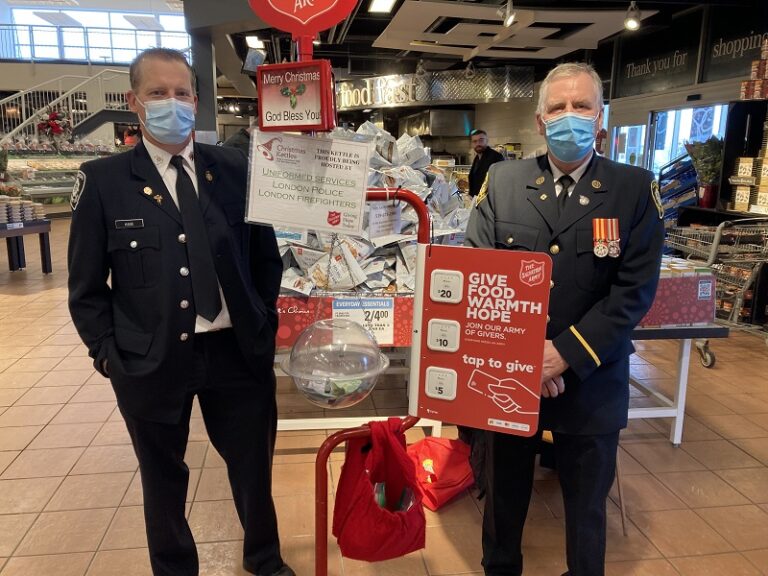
[68,142,282,423]
[465,154,665,434]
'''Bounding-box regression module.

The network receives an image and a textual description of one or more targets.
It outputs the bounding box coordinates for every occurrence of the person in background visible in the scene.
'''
[68,47,291,576]
[468,129,504,196]
[223,121,254,155]
[124,124,141,146]
[465,62,665,576]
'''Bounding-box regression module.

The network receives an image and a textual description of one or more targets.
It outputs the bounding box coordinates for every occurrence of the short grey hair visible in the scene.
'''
[536,62,604,115]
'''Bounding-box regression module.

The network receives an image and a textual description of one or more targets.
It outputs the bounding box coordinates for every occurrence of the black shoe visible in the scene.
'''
[246,563,296,576]
[270,566,295,576]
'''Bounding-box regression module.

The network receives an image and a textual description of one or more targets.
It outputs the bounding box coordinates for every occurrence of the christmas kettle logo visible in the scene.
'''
[256,137,282,161]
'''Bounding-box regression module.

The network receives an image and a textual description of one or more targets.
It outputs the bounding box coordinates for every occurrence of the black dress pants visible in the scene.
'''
[120,329,283,576]
[482,429,619,576]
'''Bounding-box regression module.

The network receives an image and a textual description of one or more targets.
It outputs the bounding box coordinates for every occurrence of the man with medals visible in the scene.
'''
[465,62,665,576]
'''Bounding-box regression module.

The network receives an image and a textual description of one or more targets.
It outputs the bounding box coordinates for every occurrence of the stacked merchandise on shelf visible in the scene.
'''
[657,154,698,236]
[728,122,768,214]
[276,122,472,298]
[639,256,716,327]
[740,39,768,100]
[0,196,47,224]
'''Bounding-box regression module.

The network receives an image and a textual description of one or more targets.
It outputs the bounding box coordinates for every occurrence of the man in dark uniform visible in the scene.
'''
[68,48,292,576]
[468,129,504,197]
[465,62,665,576]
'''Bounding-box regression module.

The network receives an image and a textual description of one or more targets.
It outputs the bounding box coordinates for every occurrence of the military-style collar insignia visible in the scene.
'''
[153,155,163,165]
[579,195,590,206]
[651,180,664,220]
[535,176,546,185]
[205,170,213,182]
[153,194,163,205]
[540,193,548,201]
[591,179,601,189]
[143,186,153,195]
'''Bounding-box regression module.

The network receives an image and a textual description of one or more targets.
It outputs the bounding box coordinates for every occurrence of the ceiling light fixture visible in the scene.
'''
[624,1,641,31]
[464,61,477,80]
[496,0,516,28]
[368,0,397,14]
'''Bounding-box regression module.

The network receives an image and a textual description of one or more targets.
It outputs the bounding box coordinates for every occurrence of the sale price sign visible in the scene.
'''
[332,298,395,346]
[409,245,552,436]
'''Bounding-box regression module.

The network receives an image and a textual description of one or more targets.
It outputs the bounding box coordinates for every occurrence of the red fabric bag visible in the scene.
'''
[407,437,475,511]
[332,418,426,561]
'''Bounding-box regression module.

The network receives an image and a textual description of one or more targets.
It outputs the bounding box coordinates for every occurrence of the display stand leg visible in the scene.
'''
[670,339,692,446]
[39,232,52,274]
[6,238,19,271]
[15,236,26,269]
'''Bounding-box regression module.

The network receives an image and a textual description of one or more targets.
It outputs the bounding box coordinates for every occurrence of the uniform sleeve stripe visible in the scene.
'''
[569,325,601,368]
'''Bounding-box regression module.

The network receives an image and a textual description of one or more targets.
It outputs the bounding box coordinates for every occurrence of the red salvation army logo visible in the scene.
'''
[519,259,546,287]
[256,137,282,161]
[248,0,357,35]
[327,211,341,226]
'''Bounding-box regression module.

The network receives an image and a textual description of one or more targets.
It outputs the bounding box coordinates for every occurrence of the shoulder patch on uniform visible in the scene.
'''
[70,170,86,211]
[651,180,663,220]
[476,173,489,207]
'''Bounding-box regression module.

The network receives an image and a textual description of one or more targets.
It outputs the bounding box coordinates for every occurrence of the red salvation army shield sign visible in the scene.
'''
[249,0,358,36]
[519,259,546,287]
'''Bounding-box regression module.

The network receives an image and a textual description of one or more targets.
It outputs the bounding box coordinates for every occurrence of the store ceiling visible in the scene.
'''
[233,0,757,82]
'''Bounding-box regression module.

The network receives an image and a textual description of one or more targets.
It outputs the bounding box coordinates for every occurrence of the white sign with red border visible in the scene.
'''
[246,131,371,236]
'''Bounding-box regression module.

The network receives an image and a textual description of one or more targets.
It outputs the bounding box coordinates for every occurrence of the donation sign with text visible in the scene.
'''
[257,60,336,132]
[247,131,370,236]
[409,245,552,436]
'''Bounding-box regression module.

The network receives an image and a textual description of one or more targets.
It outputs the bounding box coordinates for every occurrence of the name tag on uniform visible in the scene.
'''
[115,219,144,229]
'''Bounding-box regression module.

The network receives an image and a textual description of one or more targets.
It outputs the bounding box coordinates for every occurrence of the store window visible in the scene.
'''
[611,124,647,167]
[649,104,729,175]
[8,7,189,63]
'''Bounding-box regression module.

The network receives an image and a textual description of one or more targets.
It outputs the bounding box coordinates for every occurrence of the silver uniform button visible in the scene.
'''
[178,233,186,243]
[180,332,189,342]
[180,299,190,309]
[130,240,138,249]
[180,267,189,277]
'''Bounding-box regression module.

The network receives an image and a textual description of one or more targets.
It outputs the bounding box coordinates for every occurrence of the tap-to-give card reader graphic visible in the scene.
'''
[409,245,552,436]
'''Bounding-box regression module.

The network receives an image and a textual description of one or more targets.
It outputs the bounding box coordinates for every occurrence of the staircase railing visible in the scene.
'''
[0,69,131,146]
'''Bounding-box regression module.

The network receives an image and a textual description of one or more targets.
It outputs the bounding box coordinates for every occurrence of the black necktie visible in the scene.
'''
[557,175,574,216]
[170,155,221,322]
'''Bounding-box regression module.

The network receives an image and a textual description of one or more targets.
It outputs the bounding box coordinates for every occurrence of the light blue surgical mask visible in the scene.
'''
[137,97,195,145]
[544,112,598,163]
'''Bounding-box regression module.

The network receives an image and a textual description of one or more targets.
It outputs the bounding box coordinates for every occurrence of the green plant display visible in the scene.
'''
[684,136,723,185]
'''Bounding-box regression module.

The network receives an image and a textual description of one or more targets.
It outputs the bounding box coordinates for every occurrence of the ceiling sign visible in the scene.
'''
[248,0,357,37]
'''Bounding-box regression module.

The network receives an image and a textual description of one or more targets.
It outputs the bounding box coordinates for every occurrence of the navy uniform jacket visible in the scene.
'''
[465,154,664,434]
[68,142,282,424]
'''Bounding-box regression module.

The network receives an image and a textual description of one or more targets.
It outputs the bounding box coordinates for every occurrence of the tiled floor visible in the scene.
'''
[0,219,766,575]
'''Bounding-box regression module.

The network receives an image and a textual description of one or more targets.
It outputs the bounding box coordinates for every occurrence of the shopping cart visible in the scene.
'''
[665,217,768,365]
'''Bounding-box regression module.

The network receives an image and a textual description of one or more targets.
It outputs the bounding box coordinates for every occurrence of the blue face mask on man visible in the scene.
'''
[543,112,598,163]
[136,97,195,145]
